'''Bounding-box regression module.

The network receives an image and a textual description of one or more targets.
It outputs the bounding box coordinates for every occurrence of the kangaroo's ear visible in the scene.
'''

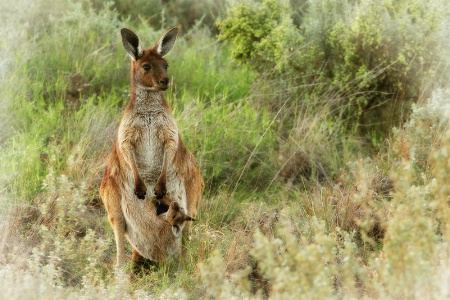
[121,28,143,60]
[154,27,178,57]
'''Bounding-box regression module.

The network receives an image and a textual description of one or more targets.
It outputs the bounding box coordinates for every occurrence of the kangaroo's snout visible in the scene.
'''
[159,78,169,86]
[158,77,169,90]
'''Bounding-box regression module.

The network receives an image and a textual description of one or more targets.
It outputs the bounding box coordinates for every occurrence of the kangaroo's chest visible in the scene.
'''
[131,111,177,182]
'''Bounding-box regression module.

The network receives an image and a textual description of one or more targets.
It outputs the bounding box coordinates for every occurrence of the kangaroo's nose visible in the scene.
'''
[159,78,169,86]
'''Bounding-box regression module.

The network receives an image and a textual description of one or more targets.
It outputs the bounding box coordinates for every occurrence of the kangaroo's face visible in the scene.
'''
[121,28,178,92]
[133,51,170,91]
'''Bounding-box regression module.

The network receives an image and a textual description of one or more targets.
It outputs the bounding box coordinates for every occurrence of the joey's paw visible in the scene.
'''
[154,181,167,199]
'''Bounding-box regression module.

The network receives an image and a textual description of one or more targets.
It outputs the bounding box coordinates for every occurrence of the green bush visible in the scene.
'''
[217,0,299,73]
[218,0,450,136]
[391,89,450,176]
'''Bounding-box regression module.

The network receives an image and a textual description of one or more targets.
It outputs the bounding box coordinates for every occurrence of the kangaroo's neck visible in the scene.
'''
[135,85,164,105]
[129,85,168,113]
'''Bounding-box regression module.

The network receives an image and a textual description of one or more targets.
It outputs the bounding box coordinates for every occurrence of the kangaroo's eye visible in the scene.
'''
[143,64,151,71]
[165,64,169,69]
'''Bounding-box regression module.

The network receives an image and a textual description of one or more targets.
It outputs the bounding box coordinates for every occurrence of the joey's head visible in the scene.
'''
[121,27,178,92]
[165,201,195,238]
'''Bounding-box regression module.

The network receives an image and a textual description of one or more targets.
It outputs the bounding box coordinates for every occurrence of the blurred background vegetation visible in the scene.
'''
[0,0,449,298]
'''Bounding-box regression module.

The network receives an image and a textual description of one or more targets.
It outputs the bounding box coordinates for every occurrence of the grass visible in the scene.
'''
[1,0,450,299]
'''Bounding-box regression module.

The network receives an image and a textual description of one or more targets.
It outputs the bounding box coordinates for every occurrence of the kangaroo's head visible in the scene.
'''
[165,201,195,238]
[121,27,178,91]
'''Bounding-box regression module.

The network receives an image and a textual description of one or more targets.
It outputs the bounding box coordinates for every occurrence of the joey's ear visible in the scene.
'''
[154,27,178,57]
[184,215,195,222]
[171,225,181,238]
[121,28,143,60]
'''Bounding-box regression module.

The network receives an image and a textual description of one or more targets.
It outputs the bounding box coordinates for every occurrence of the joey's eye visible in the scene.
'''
[165,64,169,69]
[143,64,151,71]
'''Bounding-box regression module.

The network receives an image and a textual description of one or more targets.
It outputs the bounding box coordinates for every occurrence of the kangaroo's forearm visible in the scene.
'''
[120,140,146,199]
[161,140,177,177]
[154,139,177,198]
[120,140,139,179]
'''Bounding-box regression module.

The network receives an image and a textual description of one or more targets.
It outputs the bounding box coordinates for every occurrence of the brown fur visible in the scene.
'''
[165,201,195,225]
[100,27,204,266]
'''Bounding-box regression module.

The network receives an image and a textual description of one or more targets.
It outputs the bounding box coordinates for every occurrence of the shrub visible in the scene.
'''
[326,0,449,135]
[199,209,369,299]
[391,89,450,177]
[217,0,300,73]
[218,0,450,136]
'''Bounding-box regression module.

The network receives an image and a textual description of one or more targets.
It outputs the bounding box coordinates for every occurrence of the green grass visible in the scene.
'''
[1,0,450,299]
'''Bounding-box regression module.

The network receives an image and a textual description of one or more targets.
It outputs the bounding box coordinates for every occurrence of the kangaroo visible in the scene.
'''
[100,27,204,267]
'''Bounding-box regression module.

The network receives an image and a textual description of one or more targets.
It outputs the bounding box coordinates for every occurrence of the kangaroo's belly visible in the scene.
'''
[134,128,164,183]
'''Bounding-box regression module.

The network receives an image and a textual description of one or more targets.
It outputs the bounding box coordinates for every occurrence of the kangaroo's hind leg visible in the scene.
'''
[101,181,127,267]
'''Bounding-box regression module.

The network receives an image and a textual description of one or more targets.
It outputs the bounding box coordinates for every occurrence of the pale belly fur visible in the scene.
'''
[121,135,188,261]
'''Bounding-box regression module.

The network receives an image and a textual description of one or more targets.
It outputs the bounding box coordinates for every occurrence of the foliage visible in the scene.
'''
[217,0,300,73]
[0,0,127,200]
[197,91,450,298]
[218,0,450,135]
[91,0,226,33]
[392,89,450,175]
